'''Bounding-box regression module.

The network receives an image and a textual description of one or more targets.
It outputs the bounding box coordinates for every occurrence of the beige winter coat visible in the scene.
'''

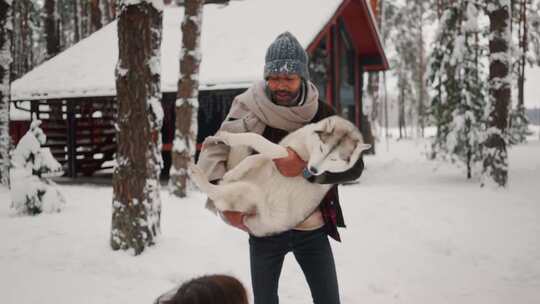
[197,80,325,231]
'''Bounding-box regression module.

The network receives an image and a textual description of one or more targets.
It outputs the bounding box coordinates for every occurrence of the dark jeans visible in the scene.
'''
[249,227,341,304]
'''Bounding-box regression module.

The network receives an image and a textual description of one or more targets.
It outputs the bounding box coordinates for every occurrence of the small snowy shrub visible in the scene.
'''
[10,121,65,215]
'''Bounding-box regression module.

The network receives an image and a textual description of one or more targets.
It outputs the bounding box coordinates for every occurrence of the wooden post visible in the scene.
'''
[67,101,77,178]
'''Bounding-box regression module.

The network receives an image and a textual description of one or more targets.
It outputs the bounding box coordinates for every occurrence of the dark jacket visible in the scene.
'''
[262,100,365,241]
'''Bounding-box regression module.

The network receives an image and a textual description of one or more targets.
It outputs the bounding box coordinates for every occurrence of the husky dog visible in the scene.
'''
[189,115,371,237]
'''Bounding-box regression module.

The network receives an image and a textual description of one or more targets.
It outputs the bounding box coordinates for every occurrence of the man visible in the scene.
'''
[197,31,364,304]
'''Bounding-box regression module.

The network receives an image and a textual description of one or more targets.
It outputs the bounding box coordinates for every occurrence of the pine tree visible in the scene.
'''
[57,0,79,50]
[392,3,420,139]
[427,1,462,158]
[483,0,512,187]
[379,0,395,140]
[12,0,40,80]
[415,0,429,138]
[447,2,487,179]
[111,0,164,255]
[0,0,12,186]
[169,0,204,197]
[366,0,382,152]
[427,1,488,179]
[73,0,80,43]
[508,0,540,144]
[44,0,60,59]
[101,0,114,24]
[90,0,102,33]
[529,1,540,64]
[80,0,90,39]
[10,121,66,215]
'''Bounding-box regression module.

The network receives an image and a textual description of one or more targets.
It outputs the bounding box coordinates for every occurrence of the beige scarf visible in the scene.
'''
[221,80,320,135]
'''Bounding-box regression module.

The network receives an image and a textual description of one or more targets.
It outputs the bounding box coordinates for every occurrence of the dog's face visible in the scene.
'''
[306,116,371,176]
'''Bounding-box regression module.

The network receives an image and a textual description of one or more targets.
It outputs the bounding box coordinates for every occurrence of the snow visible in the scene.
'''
[11,0,343,101]
[176,97,199,108]
[463,3,479,32]
[120,0,164,11]
[1,136,540,303]
[149,96,164,127]
[148,56,161,76]
[9,121,65,215]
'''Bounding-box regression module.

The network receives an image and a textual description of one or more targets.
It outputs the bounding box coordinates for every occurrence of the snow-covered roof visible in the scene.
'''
[11,0,343,101]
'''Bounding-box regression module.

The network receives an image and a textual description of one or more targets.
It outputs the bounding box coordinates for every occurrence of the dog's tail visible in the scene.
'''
[187,163,221,214]
[188,163,219,197]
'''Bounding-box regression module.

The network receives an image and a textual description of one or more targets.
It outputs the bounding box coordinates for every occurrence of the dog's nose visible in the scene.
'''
[309,166,318,174]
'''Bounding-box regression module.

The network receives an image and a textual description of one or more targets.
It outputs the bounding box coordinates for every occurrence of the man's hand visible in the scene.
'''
[273,147,307,177]
[221,211,251,233]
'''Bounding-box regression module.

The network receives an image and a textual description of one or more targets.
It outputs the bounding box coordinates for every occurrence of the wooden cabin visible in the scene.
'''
[9,0,388,178]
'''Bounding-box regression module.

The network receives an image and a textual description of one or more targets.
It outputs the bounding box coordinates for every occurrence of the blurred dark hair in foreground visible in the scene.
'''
[155,274,248,304]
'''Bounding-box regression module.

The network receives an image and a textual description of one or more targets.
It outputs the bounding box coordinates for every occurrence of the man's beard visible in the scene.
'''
[270,89,300,106]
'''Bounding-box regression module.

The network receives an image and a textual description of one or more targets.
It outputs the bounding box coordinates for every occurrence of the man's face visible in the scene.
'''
[266,74,302,105]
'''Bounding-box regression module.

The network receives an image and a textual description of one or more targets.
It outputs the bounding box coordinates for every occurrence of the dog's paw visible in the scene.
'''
[205,131,233,146]
[215,131,234,145]
[204,136,224,145]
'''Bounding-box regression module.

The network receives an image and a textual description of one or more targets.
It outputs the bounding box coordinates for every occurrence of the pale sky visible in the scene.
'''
[525,66,540,109]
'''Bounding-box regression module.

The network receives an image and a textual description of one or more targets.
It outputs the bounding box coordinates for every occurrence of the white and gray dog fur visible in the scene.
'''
[189,115,371,237]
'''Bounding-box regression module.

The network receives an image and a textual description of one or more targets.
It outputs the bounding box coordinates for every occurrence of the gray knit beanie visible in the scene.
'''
[264,32,310,80]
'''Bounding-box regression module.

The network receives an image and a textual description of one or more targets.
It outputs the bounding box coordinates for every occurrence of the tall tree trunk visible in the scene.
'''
[467,149,472,179]
[0,0,12,186]
[12,0,31,80]
[399,83,405,139]
[57,0,65,50]
[80,0,89,39]
[436,11,443,139]
[44,0,60,59]
[379,0,389,141]
[90,0,103,32]
[383,71,389,140]
[170,0,204,197]
[517,0,527,108]
[483,0,512,187]
[367,0,382,144]
[101,0,112,24]
[417,0,426,138]
[367,73,379,151]
[111,1,163,255]
[73,0,80,43]
[110,0,117,19]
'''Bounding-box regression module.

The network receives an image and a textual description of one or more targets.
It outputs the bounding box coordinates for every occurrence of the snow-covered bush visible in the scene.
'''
[10,120,65,215]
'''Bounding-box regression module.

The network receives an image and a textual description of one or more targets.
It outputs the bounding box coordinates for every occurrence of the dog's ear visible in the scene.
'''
[314,117,336,134]
[349,139,371,165]
[325,117,335,133]
[357,143,371,152]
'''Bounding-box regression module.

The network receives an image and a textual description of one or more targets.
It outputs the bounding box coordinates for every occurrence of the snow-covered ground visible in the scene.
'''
[1,134,540,304]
